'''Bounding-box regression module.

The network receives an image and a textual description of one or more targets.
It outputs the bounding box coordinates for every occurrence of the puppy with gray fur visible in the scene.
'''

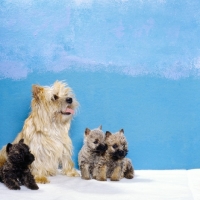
[78,126,107,181]
[104,129,134,181]
[0,139,39,190]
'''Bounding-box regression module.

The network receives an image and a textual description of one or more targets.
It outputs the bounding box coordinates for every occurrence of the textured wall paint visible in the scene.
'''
[0,0,200,169]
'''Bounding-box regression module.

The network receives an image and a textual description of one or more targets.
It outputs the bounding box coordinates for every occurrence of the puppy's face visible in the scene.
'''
[6,139,35,166]
[105,129,128,160]
[32,81,79,123]
[84,126,107,155]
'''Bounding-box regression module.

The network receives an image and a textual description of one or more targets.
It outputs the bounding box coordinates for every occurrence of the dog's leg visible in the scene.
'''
[61,144,80,177]
[95,164,107,181]
[21,170,39,190]
[123,158,134,179]
[80,163,91,180]
[3,173,20,190]
[92,165,97,179]
[61,159,80,177]
[110,165,121,181]
[31,160,50,184]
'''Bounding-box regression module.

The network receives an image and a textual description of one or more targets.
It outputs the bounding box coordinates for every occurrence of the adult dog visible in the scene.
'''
[0,81,79,183]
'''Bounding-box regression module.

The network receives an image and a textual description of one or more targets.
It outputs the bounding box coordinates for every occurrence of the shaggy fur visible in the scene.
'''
[0,81,79,183]
[104,129,134,181]
[78,126,107,181]
[0,139,39,190]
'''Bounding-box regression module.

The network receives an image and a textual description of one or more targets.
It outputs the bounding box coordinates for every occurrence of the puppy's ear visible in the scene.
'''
[32,84,44,99]
[105,131,112,138]
[98,125,102,130]
[119,129,124,134]
[85,128,91,136]
[6,143,12,153]
[19,139,24,143]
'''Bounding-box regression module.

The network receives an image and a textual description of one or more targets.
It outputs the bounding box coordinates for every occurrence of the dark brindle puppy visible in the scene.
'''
[0,139,39,190]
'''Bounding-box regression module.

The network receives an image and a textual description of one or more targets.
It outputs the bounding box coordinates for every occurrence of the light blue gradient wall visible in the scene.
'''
[0,0,200,169]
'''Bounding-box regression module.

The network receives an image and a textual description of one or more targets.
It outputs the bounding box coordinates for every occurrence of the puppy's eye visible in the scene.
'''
[94,139,98,144]
[113,144,118,149]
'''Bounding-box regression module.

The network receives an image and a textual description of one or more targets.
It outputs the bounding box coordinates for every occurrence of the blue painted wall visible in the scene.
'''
[0,0,200,169]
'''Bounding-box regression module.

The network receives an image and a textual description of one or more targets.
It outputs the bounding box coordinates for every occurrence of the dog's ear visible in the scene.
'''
[105,131,112,138]
[98,125,102,130]
[52,94,59,101]
[85,128,91,136]
[19,139,24,144]
[6,143,12,153]
[119,129,124,134]
[32,84,44,99]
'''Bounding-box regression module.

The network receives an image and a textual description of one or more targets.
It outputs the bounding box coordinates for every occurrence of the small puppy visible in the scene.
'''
[105,129,134,181]
[0,81,79,183]
[0,139,39,190]
[78,126,107,181]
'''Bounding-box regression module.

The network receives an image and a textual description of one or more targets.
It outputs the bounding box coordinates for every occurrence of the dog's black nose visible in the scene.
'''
[96,144,107,153]
[66,97,73,104]
[118,150,125,157]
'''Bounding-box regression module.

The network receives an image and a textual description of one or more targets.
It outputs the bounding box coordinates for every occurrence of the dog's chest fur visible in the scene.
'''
[26,122,72,162]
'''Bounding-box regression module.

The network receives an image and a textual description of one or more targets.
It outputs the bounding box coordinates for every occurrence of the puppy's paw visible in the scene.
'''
[125,173,134,179]
[96,177,107,181]
[9,185,21,190]
[28,184,39,190]
[35,176,50,184]
[81,176,91,180]
[110,176,120,181]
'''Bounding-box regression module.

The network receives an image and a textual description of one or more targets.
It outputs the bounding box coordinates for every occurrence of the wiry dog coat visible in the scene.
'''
[0,81,79,183]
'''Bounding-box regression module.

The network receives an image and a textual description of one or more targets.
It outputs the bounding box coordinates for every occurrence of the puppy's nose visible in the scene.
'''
[66,97,73,104]
[118,150,124,156]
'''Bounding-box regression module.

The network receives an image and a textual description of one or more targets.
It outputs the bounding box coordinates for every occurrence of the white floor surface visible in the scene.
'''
[0,169,200,200]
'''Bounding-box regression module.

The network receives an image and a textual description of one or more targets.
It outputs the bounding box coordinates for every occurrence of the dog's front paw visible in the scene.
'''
[9,185,21,190]
[124,173,134,179]
[96,177,107,181]
[35,176,50,184]
[28,184,39,190]
[110,177,120,181]
[62,168,80,177]
[81,176,91,180]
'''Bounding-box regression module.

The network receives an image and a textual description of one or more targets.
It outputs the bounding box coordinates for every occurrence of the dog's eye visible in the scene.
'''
[53,95,59,100]
[113,144,118,149]
[94,139,98,144]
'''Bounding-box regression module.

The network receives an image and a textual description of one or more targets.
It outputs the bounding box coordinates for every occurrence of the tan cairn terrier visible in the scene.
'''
[0,81,79,183]
[78,126,108,181]
[105,129,134,181]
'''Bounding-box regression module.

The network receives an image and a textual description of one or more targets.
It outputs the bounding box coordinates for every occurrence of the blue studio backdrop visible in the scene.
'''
[0,0,200,170]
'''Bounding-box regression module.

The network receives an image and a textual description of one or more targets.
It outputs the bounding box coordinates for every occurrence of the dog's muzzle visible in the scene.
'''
[112,149,128,160]
[25,154,35,165]
[95,144,108,154]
